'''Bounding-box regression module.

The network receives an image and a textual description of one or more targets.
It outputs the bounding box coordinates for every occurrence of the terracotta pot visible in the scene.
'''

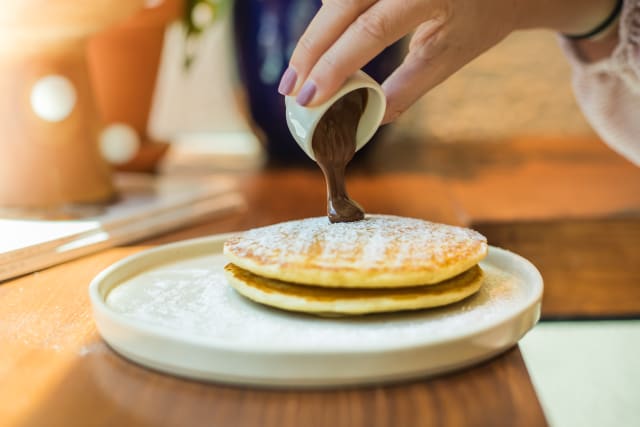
[0,1,144,208]
[88,0,183,173]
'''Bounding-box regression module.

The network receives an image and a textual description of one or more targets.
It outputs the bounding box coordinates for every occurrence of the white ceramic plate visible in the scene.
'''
[89,234,543,387]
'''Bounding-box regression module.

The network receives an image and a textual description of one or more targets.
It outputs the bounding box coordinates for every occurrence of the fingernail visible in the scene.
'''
[278,67,297,95]
[296,80,316,106]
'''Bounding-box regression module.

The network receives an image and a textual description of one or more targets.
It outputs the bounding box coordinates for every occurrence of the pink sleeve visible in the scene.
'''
[559,0,640,166]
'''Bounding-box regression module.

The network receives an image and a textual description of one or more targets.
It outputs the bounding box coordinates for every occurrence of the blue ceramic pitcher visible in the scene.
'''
[232,0,403,163]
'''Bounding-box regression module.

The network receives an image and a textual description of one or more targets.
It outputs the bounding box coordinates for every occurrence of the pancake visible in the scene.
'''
[224,263,484,315]
[223,215,488,288]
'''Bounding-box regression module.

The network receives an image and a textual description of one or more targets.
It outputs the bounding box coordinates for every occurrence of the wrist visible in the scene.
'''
[571,22,620,62]
[514,0,621,34]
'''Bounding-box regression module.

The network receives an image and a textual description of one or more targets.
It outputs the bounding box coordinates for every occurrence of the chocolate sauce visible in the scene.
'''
[312,89,367,223]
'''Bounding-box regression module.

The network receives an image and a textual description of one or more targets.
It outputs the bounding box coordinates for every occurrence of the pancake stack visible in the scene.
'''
[223,215,488,316]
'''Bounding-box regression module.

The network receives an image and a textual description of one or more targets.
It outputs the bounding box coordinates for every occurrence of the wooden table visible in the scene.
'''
[2,136,639,427]
[360,135,640,319]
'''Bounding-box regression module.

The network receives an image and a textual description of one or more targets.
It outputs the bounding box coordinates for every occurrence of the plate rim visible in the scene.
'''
[89,232,543,355]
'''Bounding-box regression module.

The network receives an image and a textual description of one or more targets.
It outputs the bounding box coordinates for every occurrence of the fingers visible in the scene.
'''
[291,0,434,106]
[381,19,463,124]
[279,0,377,96]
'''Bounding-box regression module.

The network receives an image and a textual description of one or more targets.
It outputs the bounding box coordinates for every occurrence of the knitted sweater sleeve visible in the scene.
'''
[560,0,640,165]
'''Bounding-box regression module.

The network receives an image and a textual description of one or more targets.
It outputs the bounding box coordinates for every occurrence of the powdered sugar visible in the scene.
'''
[225,215,486,271]
[105,251,531,351]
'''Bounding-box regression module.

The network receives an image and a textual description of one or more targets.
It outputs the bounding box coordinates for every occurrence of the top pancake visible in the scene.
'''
[223,215,488,288]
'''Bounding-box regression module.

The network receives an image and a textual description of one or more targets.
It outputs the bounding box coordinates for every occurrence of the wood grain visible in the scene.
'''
[362,135,640,222]
[12,345,544,427]
[0,162,549,426]
[147,169,465,245]
[0,233,547,427]
[475,218,640,319]
[7,134,636,426]
[361,135,640,319]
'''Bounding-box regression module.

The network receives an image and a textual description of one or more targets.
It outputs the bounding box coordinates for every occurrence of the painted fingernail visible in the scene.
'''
[278,67,297,95]
[296,80,316,106]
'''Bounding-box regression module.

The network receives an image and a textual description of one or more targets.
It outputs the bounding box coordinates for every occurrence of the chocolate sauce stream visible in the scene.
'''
[312,89,367,223]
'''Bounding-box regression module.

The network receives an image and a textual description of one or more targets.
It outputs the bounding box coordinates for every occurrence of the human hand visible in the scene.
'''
[278,0,620,123]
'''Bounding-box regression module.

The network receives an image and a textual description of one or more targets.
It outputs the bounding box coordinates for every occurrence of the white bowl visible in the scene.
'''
[285,70,386,161]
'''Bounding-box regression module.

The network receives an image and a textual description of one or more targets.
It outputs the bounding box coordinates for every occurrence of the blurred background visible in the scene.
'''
[1,3,638,427]
[0,0,605,208]
[150,6,596,168]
